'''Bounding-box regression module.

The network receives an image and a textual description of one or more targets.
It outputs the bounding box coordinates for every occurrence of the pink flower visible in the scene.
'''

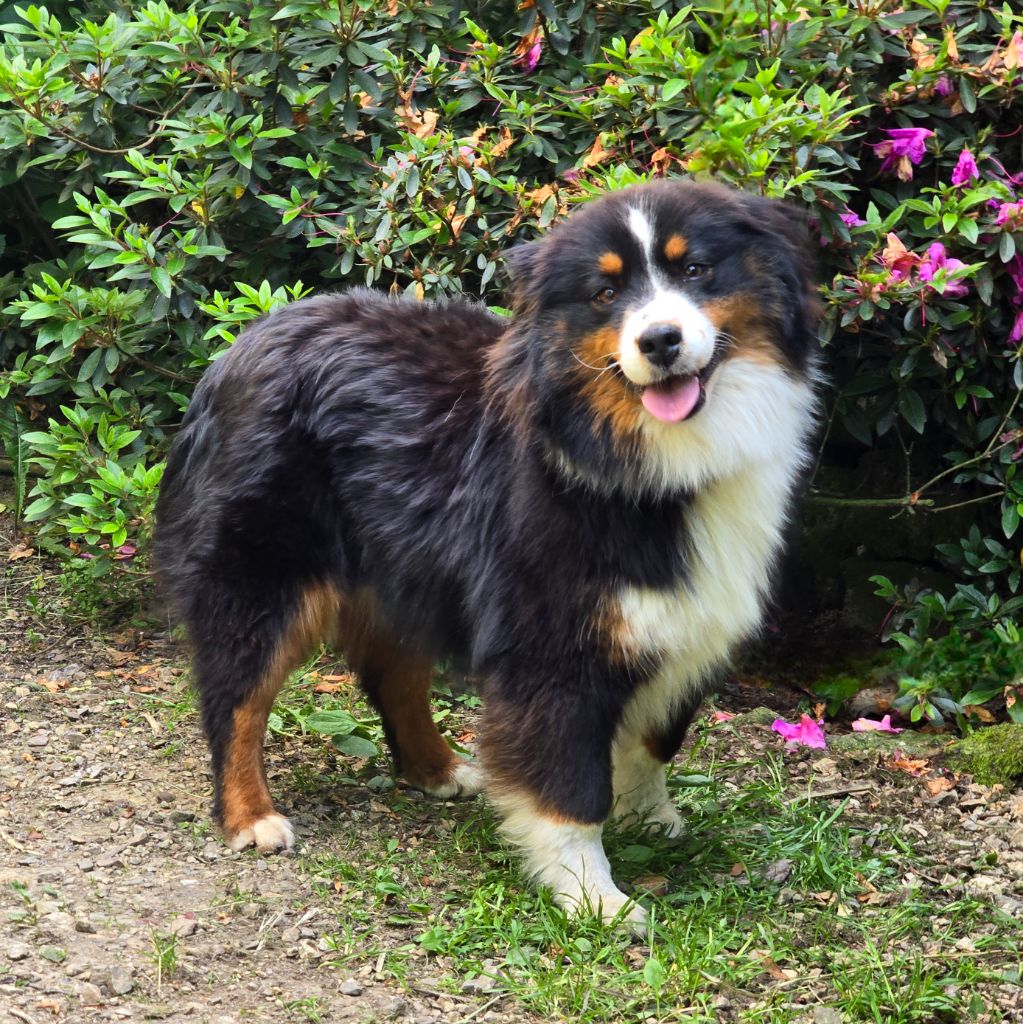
[934,76,954,98]
[998,202,1023,229]
[771,714,827,749]
[524,39,542,71]
[710,710,735,724]
[919,242,969,297]
[840,209,866,228]
[851,715,904,734]
[1011,309,1023,344]
[1008,254,1023,297]
[872,127,935,181]
[951,148,979,187]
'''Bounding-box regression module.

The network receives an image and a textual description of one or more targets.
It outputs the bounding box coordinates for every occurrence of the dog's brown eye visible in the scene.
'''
[684,263,708,280]
[593,287,618,304]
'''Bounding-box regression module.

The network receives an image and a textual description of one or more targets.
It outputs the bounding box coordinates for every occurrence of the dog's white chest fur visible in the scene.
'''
[616,363,816,737]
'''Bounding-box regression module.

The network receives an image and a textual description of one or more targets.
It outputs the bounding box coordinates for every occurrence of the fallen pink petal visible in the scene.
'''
[711,710,736,724]
[771,714,827,749]
[851,715,904,734]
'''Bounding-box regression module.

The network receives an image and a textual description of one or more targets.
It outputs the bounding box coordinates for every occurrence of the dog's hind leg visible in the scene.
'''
[193,581,338,853]
[338,600,484,799]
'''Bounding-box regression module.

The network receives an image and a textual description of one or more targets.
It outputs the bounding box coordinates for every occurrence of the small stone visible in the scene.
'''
[77,981,104,1005]
[764,858,794,885]
[6,943,31,961]
[27,731,50,747]
[339,979,363,996]
[169,810,196,823]
[75,918,96,933]
[813,1009,844,1024]
[108,965,134,994]
[65,731,85,749]
[169,914,198,937]
[461,975,496,995]
[95,853,123,869]
[156,792,174,804]
[281,926,301,943]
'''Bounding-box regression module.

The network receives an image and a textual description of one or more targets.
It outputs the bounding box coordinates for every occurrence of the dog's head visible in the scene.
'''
[496,180,821,493]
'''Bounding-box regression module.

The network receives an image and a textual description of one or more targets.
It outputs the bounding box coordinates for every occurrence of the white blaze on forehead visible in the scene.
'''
[627,205,656,269]
[619,205,716,387]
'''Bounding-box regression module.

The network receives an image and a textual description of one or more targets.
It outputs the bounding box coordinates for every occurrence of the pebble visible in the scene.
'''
[461,975,496,995]
[169,810,196,823]
[6,943,31,961]
[764,858,794,884]
[339,978,364,996]
[95,853,123,869]
[65,731,85,749]
[107,965,134,995]
[281,925,301,943]
[77,860,94,872]
[170,914,198,937]
[27,731,50,747]
[76,981,104,1004]
[813,1010,844,1024]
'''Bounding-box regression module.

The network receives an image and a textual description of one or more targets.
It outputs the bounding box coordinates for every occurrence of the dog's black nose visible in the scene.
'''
[636,323,682,369]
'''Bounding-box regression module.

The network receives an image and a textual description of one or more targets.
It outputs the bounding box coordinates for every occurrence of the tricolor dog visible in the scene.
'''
[155,179,820,928]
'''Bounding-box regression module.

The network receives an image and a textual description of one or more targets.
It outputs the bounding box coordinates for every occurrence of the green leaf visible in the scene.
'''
[151,266,172,298]
[662,79,685,101]
[334,734,379,759]
[898,390,926,434]
[303,710,359,736]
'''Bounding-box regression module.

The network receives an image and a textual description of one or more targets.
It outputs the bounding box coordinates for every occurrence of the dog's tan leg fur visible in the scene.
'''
[220,583,338,852]
[339,598,484,799]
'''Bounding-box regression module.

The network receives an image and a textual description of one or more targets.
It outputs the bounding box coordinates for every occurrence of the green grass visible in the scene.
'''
[292,742,1019,1024]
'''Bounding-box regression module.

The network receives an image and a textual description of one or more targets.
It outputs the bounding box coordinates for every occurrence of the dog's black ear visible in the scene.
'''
[737,193,822,357]
[502,240,544,314]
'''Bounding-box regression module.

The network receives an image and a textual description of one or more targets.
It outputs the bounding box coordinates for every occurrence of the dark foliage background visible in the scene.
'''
[1,0,1022,710]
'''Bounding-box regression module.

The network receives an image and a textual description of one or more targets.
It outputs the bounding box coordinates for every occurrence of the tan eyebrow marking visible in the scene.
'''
[664,234,688,261]
[598,251,624,275]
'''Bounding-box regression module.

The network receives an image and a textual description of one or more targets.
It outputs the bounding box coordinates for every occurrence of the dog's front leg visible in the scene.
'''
[480,691,646,932]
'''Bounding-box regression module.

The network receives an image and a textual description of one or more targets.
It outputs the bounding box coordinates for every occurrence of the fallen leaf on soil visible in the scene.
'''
[105,649,136,666]
[749,950,797,982]
[730,862,746,877]
[886,754,930,776]
[37,677,68,694]
[7,542,35,560]
[962,705,996,723]
[632,874,669,895]
[454,729,476,743]
[925,776,955,796]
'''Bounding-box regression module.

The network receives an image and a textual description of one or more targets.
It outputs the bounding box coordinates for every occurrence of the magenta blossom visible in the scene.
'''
[1010,310,1023,345]
[934,76,954,98]
[851,715,904,734]
[919,242,969,298]
[951,148,979,187]
[996,201,1023,229]
[872,127,935,181]
[840,209,866,228]
[772,714,827,750]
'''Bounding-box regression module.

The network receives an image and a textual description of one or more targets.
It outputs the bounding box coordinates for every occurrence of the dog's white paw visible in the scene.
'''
[226,813,294,853]
[554,881,648,935]
[417,757,486,799]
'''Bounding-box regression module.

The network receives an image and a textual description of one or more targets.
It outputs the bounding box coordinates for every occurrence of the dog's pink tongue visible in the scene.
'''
[641,376,701,423]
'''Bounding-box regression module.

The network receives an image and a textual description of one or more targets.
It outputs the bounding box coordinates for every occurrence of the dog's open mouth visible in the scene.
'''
[640,375,704,423]
[639,342,727,424]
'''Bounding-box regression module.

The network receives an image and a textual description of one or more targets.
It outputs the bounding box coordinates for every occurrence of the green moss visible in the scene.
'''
[947,724,1023,787]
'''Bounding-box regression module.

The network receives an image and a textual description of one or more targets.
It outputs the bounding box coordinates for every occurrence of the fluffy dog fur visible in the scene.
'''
[155,179,820,928]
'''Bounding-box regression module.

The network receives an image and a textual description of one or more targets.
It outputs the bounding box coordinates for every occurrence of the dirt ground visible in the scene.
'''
[2,517,1022,1023]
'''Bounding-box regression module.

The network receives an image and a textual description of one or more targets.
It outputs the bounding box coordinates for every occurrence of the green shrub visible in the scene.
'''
[1,0,1022,654]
